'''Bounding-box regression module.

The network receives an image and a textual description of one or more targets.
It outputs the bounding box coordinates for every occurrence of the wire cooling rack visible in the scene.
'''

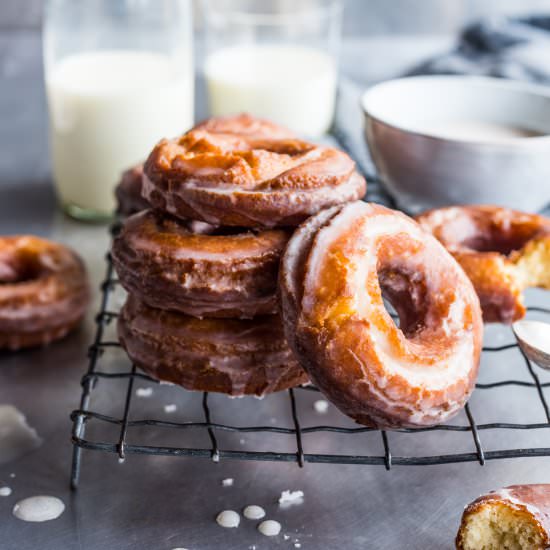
[70,183,550,490]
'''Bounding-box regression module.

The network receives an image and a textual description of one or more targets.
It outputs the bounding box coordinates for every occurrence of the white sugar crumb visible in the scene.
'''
[284,534,290,540]
[279,490,304,506]
[136,387,153,398]
[216,510,240,528]
[243,505,266,520]
[313,399,329,414]
[212,451,220,463]
[0,486,12,497]
[294,544,302,548]
[221,478,234,487]
[258,519,281,537]
[164,404,177,414]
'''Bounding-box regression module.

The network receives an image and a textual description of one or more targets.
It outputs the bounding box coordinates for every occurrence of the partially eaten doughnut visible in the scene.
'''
[417,205,550,323]
[456,485,550,550]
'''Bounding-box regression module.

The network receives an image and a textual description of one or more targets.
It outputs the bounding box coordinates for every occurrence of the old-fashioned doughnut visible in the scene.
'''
[118,295,308,396]
[416,205,550,324]
[456,485,550,549]
[280,201,483,429]
[0,236,89,350]
[143,126,366,228]
[115,164,149,216]
[112,209,290,318]
[115,115,294,216]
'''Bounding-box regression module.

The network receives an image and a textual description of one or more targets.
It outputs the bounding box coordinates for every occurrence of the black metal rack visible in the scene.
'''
[69,178,550,489]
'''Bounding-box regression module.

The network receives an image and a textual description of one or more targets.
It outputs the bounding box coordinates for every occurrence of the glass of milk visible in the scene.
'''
[43,0,194,221]
[203,0,343,138]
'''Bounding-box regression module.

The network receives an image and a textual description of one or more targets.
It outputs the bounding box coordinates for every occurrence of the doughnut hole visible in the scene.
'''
[459,502,545,550]
[375,235,455,346]
[0,251,42,284]
[378,265,428,336]
[437,210,545,256]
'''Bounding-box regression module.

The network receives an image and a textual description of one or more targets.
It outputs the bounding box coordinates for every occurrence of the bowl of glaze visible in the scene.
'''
[361,75,550,214]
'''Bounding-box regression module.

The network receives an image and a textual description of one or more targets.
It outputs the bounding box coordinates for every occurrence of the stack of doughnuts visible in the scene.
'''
[113,114,367,397]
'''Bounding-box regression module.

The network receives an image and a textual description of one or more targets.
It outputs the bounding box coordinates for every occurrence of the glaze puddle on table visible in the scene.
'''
[0,405,42,465]
[12,496,65,522]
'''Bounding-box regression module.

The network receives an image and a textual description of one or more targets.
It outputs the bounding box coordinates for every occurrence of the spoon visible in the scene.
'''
[513,320,550,370]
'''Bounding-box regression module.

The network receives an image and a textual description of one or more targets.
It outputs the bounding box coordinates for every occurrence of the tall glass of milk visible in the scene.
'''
[43,0,194,221]
[203,0,342,138]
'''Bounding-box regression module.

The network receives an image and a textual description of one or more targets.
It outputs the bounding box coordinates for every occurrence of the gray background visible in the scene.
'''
[3,0,550,33]
[2,1,550,550]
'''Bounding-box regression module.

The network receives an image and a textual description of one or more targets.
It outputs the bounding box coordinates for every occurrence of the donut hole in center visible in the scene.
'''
[0,253,42,284]
[441,215,544,256]
[378,265,429,338]
[462,230,539,255]
[374,234,451,341]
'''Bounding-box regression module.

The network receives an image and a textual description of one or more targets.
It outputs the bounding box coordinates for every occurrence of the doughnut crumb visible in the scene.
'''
[279,490,304,506]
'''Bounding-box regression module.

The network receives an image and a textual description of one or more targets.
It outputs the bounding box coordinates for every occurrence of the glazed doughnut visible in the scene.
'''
[115,164,149,216]
[416,206,550,324]
[0,236,89,350]
[280,201,483,429]
[112,209,290,318]
[143,128,366,228]
[114,115,292,216]
[118,295,308,396]
[456,485,550,549]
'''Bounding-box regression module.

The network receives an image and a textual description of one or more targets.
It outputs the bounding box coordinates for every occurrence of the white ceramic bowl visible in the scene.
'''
[362,76,550,214]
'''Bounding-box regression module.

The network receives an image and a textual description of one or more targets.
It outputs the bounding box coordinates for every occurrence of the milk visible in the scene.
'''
[204,45,337,137]
[46,50,193,216]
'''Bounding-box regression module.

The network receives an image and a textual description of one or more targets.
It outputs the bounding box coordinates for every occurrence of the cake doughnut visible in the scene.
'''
[416,206,550,324]
[456,485,550,549]
[0,236,89,350]
[112,209,290,318]
[115,164,150,216]
[118,295,308,396]
[280,201,483,429]
[142,127,366,228]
